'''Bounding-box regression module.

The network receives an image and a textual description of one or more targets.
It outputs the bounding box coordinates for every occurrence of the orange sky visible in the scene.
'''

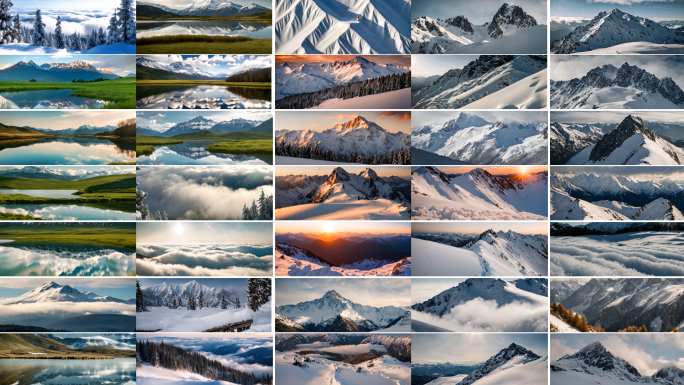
[276,55,411,67]
[420,166,548,175]
[276,222,410,234]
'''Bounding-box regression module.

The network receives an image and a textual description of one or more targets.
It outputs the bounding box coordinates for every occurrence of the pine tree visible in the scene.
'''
[675,328,679,332]
[97,26,106,46]
[246,278,271,312]
[198,290,204,309]
[155,210,162,220]
[106,11,119,45]
[257,190,267,219]
[136,280,147,312]
[69,30,80,51]
[250,200,258,220]
[163,211,168,220]
[187,294,196,310]
[31,8,47,47]
[234,297,241,309]
[117,0,135,44]
[171,295,177,309]
[0,0,14,44]
[87,29,97,49]
[53,15,66,49]
[11,13,21,44]
[220,293,227,309]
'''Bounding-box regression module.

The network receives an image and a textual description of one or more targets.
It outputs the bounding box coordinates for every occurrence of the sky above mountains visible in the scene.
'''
[0,111,134,131]
[413,333,548,364]
[275,278,411,308]
[412,0,548,24]
[551,0,684,20]
[136,111,272,132]
[0,55,134,76]
[276,111,410,134]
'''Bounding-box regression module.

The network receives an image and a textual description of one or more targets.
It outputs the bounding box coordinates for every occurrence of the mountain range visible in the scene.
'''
[141,280,239,308]
[552,341,684,385]
[275,290,409,332]
[551,170,684,220]
[0,60,120,82]
[411,166,548,220]
[553,278,684,332]
[136,56,229,80]
[276,115,409,163]
[412,3,545,54]
[412,112,548,165]
[412,55,547,109]
[551,8,684,54]
[139,0,270,17]
[137,116,271,137]
[274,0,410,54]
[275,56,410,100]
[27,124,117,136]
[0,282,134,305]
[550,62,684,109]
[275,333,411,362]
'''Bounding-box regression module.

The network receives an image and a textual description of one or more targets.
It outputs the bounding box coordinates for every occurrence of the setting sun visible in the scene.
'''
[323,224,334,233]
[174,224,184,235]
[519,166,528,174]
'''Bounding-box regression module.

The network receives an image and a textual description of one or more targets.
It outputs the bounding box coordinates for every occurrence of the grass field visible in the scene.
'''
[0,174,134,190]
[0,334,135,359]
[136,137,184,158]
[136,80,271,88]
[206,139,272,154]
[0,213,42,220]
[0,78,136,109]
[0,223,135,249]
[136,35,271,54]
[137,11,272,22]
[136,145,155,157]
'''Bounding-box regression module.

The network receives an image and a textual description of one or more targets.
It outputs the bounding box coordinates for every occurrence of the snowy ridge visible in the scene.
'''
[176,0,270,16]
[275,0,410,54]
[275,56,409,100]
[411,112,548,165]
[275,290,409,332]
[136,56,225,79]
[550,62,684,109]
[457,343,543,385]
[412,55,547,109]
[411,166,548,220]
[411,3,543,54]
[141,280,237,308]
[551,9,684,54]
[566,115,684,165]
[550,122,606,164]
[276,115,409,159]
[0,281,133,305]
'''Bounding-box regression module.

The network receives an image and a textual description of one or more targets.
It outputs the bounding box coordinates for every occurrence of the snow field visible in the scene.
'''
[411,238,482,276]
[550,312,579,332]
[311,88,411,109]
[137,364,237,385]
[470,356,548,385]
[275,247,410,276]
[462,69,548,110]
[425,375,468,385]
[0,42,136,54]
[135,302,272,332]
[551,233,684,276]
[575,42,684,54]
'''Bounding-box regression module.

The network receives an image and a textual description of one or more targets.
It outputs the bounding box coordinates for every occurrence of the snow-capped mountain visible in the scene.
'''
[136,124,163,136]
[275,290,409,332]
[458,343,545,385]
[552,341,642,382]
[0,60,119,82]
[550,122,606,164]
[467,230,548,276]
[141,280,238,308]
[551,171,684,220]
[159,116,216,136]
[412,55,547,109]
[412,3,542,54]
[412,278,547,317]
[31,124,116,136]
[138,1,181,13]
[210,118,262,134]
[411,166,548,220]
[136,56,224,79]
[276,166,410,211]
[177,0,269,16]
[276,116,409,160]
[0,282,133,305]
[0,166,131,181]
[566,115,684,165]
[275,56,410,100]
[550,62,684,109]
[275,0,410,54]
[142,116,262,137]
[551,9,684,54]
[550,279,584,303]
[557,278,684,332]
[42,334,136,350]
[412,112,548,165]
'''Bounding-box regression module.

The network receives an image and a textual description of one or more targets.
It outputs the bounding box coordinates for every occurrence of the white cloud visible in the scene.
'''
[550,339,577,361]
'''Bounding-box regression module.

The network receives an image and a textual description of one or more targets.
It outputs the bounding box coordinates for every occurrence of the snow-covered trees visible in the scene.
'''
[106,12,119,45]
[220,293,227,309]
[69,31,80,51]
[241,194,273,220]
[117,0,135,44]
[54,15,66,49]
[11,13,20,43]
[234,297,241,309]
[0,0,14,44]
[187,294,197,310]
[276,141,411,165]
[87,29,97,49]
[97,26,106,46]
[198,290,205,309]
[137,167,168,221]
[31,9,47,47]
[246,278,271,312]
[136,280,147,312]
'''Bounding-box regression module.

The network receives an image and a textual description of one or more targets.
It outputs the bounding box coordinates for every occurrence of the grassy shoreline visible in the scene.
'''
[136,80,271,87]
[0,223,136,249]
[0,78,136,109]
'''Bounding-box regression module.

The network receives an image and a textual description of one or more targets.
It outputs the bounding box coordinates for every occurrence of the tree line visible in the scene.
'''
[136,340,272,385]
[276,71,411,109]
[552,222,684,237]
[0,0,135,50]
[551,302,604,332]
[276,141,411,165]
[241,190,273,220]
[226,67,271,83]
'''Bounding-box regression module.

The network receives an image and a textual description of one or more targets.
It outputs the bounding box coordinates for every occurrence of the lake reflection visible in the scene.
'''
[137,20,272,39]
[0,204,136,220]
[0,190,83,199]
[136,141,272,165]
[0,89,111,109]
[136,85,271,109]
[0,137,135,165]
[0,358,135,385]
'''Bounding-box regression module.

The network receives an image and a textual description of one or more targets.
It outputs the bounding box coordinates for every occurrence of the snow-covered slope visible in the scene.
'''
[550,122,606,164]
[550,62,684,109]
[412,55,547,109]
[551,8,684,54]
[0,282,132,305]
[141,280,238,308]
[275,0,410,54]
[412,112,547,165]
[275,290,409,332]
[275,56,409,99]
[461,68,548,109]
[411,166,548,220]
[43,334,135,350]
[136,56,222,79]
[177,0,270,16]
[566,115,684,165]
[457,343,546,385]
[412,4,545,54]
[276,115,409,160]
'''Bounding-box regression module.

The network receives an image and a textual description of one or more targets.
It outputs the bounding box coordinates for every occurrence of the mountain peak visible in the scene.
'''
[323,290,343,299]
[588,114,658,162]
[39,281,62,291]
[360,167,379,181]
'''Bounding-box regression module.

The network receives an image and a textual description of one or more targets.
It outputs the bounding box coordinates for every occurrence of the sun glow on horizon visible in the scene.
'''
[174,224,184,235]
[323,224,334,233]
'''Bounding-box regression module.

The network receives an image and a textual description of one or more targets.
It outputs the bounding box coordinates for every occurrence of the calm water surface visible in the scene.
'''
[0,137,135,165]
[0,89,111,109]
[136,85,271,109]
[0,204,136,220]
[136,140,272,165]
[0,358,135,385]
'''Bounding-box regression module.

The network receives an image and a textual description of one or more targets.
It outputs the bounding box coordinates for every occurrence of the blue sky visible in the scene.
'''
[143,0,272,10]
[552,334,684,375]
[412,0,548,24]
[0,278,134,300]
[0,55,135,76]
[0,111,135,131]
[276,111,411,134]
[140,55,271,77]
[16,0,120,9]
[136,222,273,244]
[275,278,411,308]
[551,0,684,20]
[413,333,548,364]
[137,111,272,133]
[412,278,548,303]
[551,111,684,124]
[413,55,480,78]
